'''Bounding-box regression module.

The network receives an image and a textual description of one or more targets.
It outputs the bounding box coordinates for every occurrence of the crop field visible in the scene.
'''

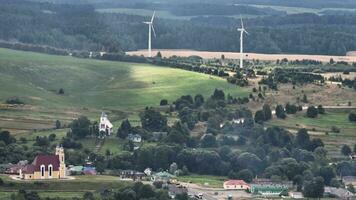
[0,48,248,133]
[266,108,356,159]
[127,49,356,63]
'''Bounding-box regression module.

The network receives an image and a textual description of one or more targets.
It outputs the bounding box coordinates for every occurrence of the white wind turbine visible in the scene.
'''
[143,11,156,57]
[237,17,248,69]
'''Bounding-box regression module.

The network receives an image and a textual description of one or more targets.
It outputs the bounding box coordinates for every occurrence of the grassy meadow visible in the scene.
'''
[266,108,356,159]
[0,48,248,133]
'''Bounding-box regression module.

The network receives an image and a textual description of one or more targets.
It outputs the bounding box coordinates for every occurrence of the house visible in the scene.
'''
[127,134,142,143]
[99,112,113,136]
[120,170,145,180]
[232,118,245,124]
[19,146,66,180]
[343,176,356,186]
[68,165,84,175]
[223,180,250,190]
[151,171,176,183]
[144,168,152,176]
[83,166,97,175]
[289,192,303,199]
[325,187,355,200]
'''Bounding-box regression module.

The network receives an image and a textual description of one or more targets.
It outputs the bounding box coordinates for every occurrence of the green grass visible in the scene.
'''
[0,175,131,191]
[266,109,356,159]
[177,174,226,188]
[0,48,247,133]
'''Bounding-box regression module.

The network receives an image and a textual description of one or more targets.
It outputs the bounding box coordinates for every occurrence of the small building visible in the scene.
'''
[83,166,97,175]
[289,192,303,199]
[343,176,356,186]
[151,171,176,183]
[232,118,245,124]
[128,134,142,143]
[250,184,288,197]
[99,112,113,136]
[19,146,66,180]
[68,165,84,175]
[325,186,355,200]
[144,168,152,176]
[223,180,250,190]
[120,170,145,180]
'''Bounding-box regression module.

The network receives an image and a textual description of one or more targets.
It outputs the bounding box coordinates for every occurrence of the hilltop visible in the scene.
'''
[0,48,247,132]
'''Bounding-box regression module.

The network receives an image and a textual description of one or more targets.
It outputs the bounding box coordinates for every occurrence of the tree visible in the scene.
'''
[275,105,286,119]
[211,89,225,101]
[349,112,356,122]
[70,116,91,139]
[83,192,95,200]
[341,145,352,156]
[295,129,310,150]
[156,51,162,58]
[302,176,325,198]
[117,119,132,139]
[140,108,167,132]
[0,131,16,145]
[318,166,336,185]
[254,110,265,124]
[237,169,253,183]
[194,94,205,107]
[201,134,217,148]
[55,120,61,129]
[58,88,64,94]
[169,162,178,174]
[307,106,318,118]
[160,99,168,106]
[302,94,308,103]
[262,104,272,120]
[285,103,298,114]
[317,105,325,114]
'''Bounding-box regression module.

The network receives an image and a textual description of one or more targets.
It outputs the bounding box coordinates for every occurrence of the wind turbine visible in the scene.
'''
[237,17,248,69]
[143,11,156,57]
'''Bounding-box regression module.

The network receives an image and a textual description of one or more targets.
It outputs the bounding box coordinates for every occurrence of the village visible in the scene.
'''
[0,112,355,200]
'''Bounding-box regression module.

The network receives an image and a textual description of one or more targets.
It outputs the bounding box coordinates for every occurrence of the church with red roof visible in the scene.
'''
[19,146,66,180]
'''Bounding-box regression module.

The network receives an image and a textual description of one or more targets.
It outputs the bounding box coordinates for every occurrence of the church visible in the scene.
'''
[99,112,113,136]
[19,146,66,180]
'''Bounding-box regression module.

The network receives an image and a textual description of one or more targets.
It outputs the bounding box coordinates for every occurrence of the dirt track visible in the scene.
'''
[127,49,356,63]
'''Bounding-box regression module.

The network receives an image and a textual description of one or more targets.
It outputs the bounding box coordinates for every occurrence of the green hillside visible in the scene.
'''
[0,48,247,132]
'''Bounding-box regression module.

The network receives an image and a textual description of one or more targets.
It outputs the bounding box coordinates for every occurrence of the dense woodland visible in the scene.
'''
[1,0,356,55]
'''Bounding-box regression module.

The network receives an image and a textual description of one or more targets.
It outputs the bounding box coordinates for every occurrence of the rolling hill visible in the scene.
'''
[0,48,247,132]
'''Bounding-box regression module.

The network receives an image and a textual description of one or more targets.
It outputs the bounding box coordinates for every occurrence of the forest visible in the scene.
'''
[1,0,356,55]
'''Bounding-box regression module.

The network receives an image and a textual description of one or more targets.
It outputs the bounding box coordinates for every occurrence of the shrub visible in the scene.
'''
[330,126,340,133]
[317,105,325,114]
[160,99,168,106]
[307,106,318,118]
[341,145,352,156]
[349,112,356,122]
[5,97,24,104]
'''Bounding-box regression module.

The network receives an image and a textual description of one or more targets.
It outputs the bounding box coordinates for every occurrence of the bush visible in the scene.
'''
[307,106,318,118]
[330,126,340,133]
[5,97,24,104]
[349,112,356,122]
[160,99,168,106]
[317,105,325,114]
[341,145,352,156]
[275,105,286,119]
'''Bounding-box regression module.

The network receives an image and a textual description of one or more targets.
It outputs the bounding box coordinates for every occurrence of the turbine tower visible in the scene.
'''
[143,11,156,57]
[237,17,248,69]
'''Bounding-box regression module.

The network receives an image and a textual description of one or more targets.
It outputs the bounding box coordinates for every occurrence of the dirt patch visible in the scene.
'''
[347,51,356,56]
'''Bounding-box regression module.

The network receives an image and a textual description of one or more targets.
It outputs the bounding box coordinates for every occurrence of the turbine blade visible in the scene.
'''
[152,25,157,38]
[151,11,156,23]
[244,30,249,35]
[240,15,244,29]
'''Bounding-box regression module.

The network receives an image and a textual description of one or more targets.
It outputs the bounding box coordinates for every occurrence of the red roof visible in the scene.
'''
[21,164,35,174]
[224,180,249,186]
[32,154,60,172]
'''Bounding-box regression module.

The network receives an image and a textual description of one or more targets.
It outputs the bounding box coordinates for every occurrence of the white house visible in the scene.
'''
[223,180,250,190]
[128,134,142,143]
[99,112,113,136]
